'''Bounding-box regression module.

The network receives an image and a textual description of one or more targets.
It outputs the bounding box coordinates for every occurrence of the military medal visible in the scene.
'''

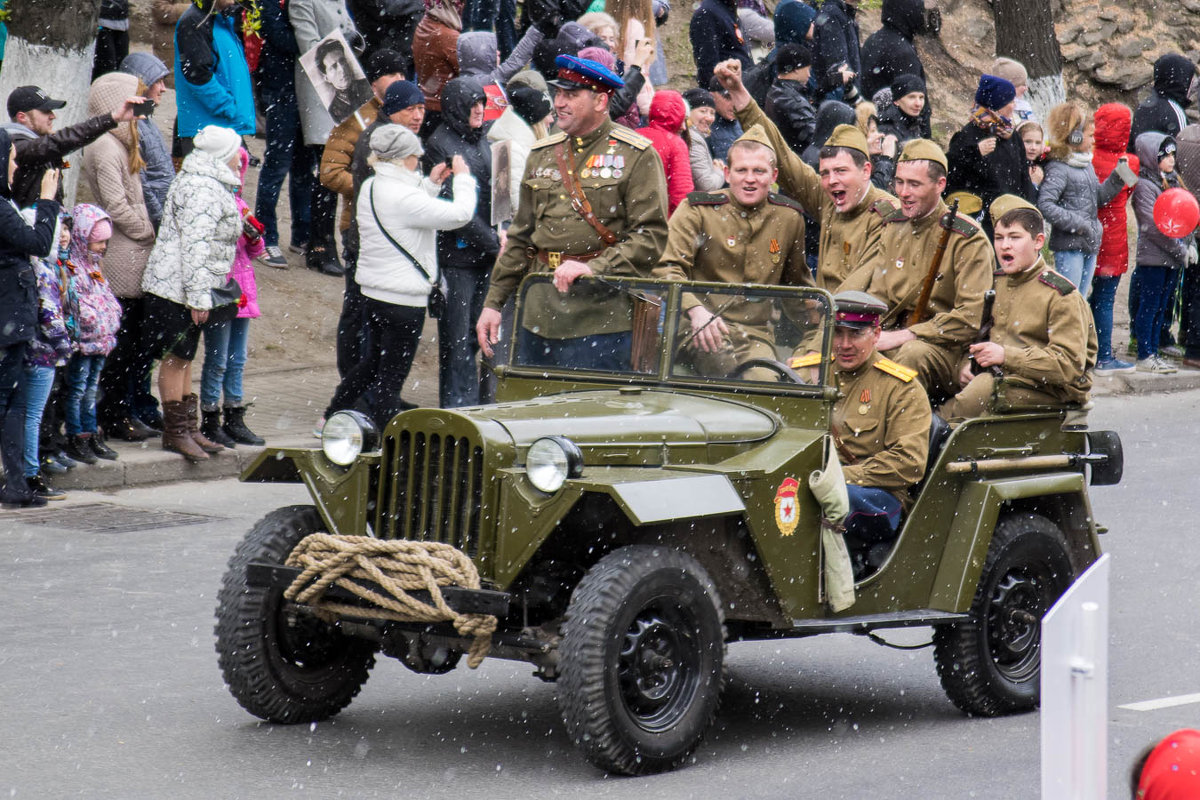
[612,155,624,178]
[895,258,904,270]
[858,388,871,415]
[580,167,590,178]
[612,169,622,178]
[727,236,736,247]
[600,167,611,178]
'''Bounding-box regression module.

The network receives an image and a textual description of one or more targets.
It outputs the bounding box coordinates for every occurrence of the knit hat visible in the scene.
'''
[365,49,407,83]
[824,123,870,156]
[898,138,949,171]
[370,124,424,160]
[192,125,241,163]
[1159,135,1178,161]
[89,218,113,242]
[119,52,169,87]
[774,0,817,46]
[891,73,925,101]
[382,80,425,115]
[776,42,813,75]
[975,74,1016,111]
[509,85,551,126]
[682,88,715,111]
[991,57,1028,88]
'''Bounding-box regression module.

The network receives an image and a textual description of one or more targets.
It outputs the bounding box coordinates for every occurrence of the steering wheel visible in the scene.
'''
[727,358,808,384]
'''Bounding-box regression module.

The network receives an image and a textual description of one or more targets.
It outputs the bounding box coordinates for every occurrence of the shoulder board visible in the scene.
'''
[768,192,804,213]
[609,126,652,150]
[1038,270,1076,295]
[869,195,899,219]
[881,205,909,224]
[789,352,824,369]
[940,211,981,238]
[531,131,567,150]
[874,357,918,382]
[686,191,729,206]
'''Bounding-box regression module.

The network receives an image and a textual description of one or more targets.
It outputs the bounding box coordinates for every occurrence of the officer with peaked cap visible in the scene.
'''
[826,290,931,571]
[476,55,669,371]
[707,59,900,292]
[654,124,812,379]
[834,137,995,400]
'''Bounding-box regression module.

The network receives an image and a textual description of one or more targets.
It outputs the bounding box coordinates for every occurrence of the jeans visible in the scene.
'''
[22,364,55,477]
[516,330,633,372]
[438,267,490,408]
[1053,250,1098,300]
[200,317,250,410]
[1133,265,1179,360]
[1089,274,1120,362]
[0,343,30,499]
[326,299,425,430]
[255,84,313,248]
[66,354,106,435]
[844,484,903,543]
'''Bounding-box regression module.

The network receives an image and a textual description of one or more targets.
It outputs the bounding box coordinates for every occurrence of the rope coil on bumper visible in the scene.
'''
[284,534,497,668]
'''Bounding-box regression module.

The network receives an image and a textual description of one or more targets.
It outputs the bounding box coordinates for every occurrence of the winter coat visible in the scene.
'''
[811,0,860,98]
[413,1,463,114]
[256,0,299,94]
[765,78,816,155]
[1037,156,1123,254]
[355,162,477,306]
[175,0,256,138]
[233,153,265,320]
[0,130,60,349]
[1129,54,1195,151]
[26,258,73,369]
[423,78,501,270]
[81,72,156,299]
[876,101,922,148]
[1,115,118,210]
[151,0,191,89]
[860,0,925,100]
[347,0,424,60]
[65,205,123,357]
[289,0,359,145]
[709,115,743,162]
[637,92,694,215]
[1092,103,1140,278]
[1133,131,1191,268]
[688,127,725,191]
[321,97,381,233]
[119,52,176,227]
[487,106,538,215]
[142,149,242,310]
[690,0,752,89]
[946,123,1037,220]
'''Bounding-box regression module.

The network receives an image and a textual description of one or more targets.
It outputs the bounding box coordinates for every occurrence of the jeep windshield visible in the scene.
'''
[507,275,834,390]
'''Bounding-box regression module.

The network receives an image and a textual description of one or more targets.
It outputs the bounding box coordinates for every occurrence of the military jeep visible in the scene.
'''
[215,275,1122,776]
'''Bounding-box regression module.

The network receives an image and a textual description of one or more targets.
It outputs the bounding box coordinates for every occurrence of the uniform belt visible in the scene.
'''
[529,248,604,267]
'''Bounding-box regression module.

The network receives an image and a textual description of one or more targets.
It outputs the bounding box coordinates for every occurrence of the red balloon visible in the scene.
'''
[1154,187,1200,238]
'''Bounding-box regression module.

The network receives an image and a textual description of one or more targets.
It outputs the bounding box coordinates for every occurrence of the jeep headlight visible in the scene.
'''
[321,410,379,466]
[525,436,583,494]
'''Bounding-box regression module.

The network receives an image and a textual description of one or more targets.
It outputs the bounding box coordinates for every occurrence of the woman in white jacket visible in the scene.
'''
[324,124,476,429]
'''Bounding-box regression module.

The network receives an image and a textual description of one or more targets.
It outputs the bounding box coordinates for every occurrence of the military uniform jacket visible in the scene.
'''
[838,200,994,348]
[653,189,812,326]
[483,118,670,339]
[834,351,931,507]
[735,97,898,292]
[991,257,1097,403]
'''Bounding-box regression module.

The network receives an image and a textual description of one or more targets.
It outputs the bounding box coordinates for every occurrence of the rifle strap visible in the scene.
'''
[555,143,618,247]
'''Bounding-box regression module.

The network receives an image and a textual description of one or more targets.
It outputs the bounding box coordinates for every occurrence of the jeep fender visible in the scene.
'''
[241,447,376,538]
[928,473,1101,613]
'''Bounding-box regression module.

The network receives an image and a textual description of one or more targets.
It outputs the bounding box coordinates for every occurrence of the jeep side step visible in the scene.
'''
[788,609,969,635]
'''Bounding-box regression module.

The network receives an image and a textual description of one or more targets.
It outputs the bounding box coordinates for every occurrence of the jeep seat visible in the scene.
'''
[910,413,952,499]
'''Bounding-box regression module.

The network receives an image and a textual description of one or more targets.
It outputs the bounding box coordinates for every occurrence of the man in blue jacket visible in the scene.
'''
[174,0,255,156]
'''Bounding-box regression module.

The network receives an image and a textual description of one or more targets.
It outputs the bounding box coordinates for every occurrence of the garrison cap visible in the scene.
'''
[733,123,776,155]
[824,123,870,156]
[832,290,888,329]
[898,137,948,171]
[551,54,624,93]
[989,193,1041,225]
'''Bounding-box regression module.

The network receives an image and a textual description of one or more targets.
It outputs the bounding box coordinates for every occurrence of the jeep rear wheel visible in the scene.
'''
[558,546,725,776]
[933,513,1074,716]
[215,505,376,724]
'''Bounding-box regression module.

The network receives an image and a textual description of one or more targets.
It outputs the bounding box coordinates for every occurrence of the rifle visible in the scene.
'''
[969,288,1002,377]
[908,198,959,326]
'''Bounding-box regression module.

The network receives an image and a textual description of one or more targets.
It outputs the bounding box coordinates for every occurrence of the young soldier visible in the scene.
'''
[937,195,1097,423]
[828,291,932,549]
[653,125,811,378]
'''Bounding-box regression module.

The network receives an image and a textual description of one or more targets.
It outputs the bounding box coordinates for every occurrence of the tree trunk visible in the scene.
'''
[0,0,102,204]
[992,0,1065,121]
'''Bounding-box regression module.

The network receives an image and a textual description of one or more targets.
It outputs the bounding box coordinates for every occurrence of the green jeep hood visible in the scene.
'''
[471,390,778,446]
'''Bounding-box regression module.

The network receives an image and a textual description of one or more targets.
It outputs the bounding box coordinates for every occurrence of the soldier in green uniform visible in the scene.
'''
[938,195,1098,423]
[829,291,931,552]
[712,59,899,291]
[653,125,812,379]
[475,55,670,371]
[837,139,995,400]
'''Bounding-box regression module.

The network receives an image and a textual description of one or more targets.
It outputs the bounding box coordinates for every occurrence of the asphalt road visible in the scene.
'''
[1,388,1197,799]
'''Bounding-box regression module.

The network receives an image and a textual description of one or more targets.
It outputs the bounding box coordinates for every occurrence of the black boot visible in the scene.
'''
[64,434,99,465]
[90,432,119,461]
[306,244,344,276]
[28,473,67,501]
[102,415,152,442]
[201,409,237,449]
[222,405,265,446]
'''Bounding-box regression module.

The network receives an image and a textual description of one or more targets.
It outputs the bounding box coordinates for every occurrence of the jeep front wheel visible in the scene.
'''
[933,513,1075,716]
[215,505,376,724]
[557,546,725,776]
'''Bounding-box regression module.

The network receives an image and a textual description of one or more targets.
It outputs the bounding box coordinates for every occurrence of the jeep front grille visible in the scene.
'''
[375,430,484,556]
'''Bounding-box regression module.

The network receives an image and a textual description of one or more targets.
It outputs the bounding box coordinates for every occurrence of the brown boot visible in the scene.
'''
[162,400,209,463]
[184,394,224,454]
